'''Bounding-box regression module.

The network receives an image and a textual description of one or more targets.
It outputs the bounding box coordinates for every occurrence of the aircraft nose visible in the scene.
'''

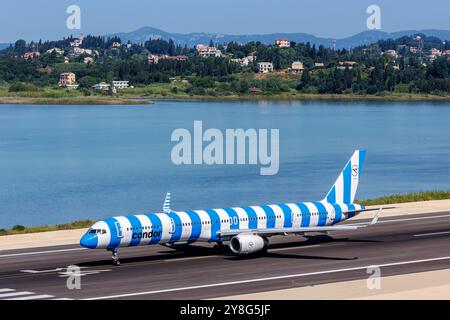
[80,234,98,249]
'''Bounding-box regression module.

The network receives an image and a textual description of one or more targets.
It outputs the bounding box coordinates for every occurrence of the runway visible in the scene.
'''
[1,211,450,300]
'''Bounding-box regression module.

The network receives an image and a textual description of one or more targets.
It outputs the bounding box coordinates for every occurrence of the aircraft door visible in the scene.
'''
[115,221,123,238]
[169,218,175,234]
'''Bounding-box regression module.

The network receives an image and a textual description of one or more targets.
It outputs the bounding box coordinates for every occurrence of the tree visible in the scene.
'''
[14,39,27,55]
[168,39,176,56]
[78,76,99,89]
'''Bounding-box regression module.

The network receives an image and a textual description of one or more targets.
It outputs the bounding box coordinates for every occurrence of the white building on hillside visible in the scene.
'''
[232,55,256,67]
[258,62,274,73]
[431,48,443,56]
[112,81,129,89]
[290,61,304,74]
[148,54,159,64]
[92,82,110,91]
[70,34,84,48]
[46,48,64,55]
[384,50,398,59]
[196,44,222,58]
[275,38,291,48]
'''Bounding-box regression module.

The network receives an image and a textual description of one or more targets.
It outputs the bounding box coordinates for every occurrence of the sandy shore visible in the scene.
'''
[1,199,449,251]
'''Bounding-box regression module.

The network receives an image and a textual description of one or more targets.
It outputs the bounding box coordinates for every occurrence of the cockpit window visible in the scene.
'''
[87,229,106,234]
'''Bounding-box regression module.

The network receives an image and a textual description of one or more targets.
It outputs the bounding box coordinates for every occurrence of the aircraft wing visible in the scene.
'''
[218,225,364,238]
[218,206,392,239]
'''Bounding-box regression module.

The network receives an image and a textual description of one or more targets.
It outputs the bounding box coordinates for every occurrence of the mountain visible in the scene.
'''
[108,27,450,49]
[0,43,11,50]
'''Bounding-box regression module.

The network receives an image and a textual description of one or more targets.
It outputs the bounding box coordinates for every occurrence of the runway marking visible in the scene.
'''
[19,267,112,278]
[0,291,33,298]
[0,288,67,300]
[84,255,450,300]
[4,294,54,300]
[350,213,450,226]
[414,231,450,237]
[57,268,112,277]
[0,248,86,258]
[21,268,64,274]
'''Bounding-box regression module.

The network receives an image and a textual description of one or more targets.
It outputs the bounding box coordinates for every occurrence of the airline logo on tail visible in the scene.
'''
[324,150,366,204]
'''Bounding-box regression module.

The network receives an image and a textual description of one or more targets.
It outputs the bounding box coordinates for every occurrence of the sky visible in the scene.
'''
[0,0,449,42]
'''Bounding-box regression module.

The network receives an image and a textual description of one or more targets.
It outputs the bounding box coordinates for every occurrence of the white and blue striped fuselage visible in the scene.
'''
[81,202,364,250]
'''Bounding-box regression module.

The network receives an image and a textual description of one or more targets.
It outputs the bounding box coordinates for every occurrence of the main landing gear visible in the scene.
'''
[213,241,227,252]
[109,248,120,266]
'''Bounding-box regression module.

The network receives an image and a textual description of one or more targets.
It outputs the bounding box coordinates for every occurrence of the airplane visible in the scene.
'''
[80,150,386,265]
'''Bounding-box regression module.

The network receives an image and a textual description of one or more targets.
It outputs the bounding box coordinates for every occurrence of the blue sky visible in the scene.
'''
[0,0,449,42]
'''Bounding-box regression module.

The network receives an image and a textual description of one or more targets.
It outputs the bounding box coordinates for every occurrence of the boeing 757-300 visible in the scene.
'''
[80,150,385,265]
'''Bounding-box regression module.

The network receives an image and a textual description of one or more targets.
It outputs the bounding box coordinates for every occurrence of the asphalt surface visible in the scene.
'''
[1,211,450,300]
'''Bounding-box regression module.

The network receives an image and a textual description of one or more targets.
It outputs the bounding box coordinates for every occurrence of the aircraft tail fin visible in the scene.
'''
[323,150,366,204]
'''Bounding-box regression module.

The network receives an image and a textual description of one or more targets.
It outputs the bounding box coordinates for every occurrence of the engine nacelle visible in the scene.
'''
[229,234,268,255]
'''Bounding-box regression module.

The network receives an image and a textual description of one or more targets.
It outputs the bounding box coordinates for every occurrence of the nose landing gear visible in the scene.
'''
[109,248,120,266]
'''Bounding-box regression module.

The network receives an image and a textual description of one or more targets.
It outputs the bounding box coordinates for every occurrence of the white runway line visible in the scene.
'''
[5,294,54,300]
[0,288,64,300]
[0,291,34,298]
[0,288,14,293]
[414,231,450,237]
[350,214,450,226]
[84,255,450,300]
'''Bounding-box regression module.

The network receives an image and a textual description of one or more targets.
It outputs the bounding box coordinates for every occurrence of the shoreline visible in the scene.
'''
[0,93,450,105]
[0,97,154,105]
[138,93,450,102]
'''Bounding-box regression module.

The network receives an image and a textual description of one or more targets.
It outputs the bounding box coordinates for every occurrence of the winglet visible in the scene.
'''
[371,208,382,225]
[163,192,171,213]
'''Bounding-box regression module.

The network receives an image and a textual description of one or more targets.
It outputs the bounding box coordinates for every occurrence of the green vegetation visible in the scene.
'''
[117,81,450,101]
[359,190,450,206]
[0,84,152,104]
[1,33,449,103]
[8,82,40,92]
[0,97,152,105]
[0,220,94,236]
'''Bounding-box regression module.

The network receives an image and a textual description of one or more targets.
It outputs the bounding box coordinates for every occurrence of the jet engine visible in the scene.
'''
[229,234,268,255]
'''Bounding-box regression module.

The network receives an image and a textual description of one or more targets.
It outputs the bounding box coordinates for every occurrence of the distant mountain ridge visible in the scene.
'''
[108,27,450,49]
[0,43,11,50]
